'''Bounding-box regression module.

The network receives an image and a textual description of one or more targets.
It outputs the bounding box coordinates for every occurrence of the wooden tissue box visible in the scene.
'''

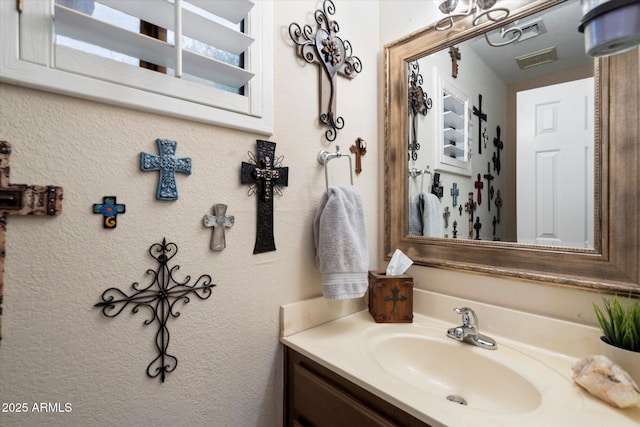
[368,271,413,323]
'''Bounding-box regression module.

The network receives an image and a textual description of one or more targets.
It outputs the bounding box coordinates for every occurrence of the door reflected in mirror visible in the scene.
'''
[406,0,595,249]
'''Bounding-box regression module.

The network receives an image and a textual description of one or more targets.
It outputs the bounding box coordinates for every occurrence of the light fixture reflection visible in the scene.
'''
[436,0,510,32]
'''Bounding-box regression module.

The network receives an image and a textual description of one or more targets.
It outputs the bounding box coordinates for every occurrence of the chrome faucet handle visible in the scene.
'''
[453,307,478,330]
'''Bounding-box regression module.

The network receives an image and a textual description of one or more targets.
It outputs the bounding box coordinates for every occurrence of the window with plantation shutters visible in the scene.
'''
[0,0,273,134]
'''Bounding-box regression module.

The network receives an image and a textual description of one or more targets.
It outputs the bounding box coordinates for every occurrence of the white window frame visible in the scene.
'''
[0,0,273,135]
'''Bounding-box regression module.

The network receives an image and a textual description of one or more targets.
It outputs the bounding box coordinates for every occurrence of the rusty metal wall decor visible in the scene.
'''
[95,238,216,383]
[241,140,289,254]
[408,60,432,161]
[449,46,461,78]
[349,137,366,174]
[0,141,63,340]
[140,138,192,201]
[93,196,126,229]
[288,0,362,142]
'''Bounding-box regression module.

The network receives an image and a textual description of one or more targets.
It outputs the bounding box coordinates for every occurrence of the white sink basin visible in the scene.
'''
[360,324,564,414]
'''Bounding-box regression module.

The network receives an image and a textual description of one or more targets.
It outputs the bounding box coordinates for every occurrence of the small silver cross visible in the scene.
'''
[203,204,235,251]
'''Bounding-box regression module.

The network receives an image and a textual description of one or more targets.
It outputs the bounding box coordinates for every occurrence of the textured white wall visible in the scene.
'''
[0,1,379,425]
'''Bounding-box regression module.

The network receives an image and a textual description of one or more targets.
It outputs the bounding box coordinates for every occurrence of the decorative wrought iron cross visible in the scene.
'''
[241,140,289,254]
[288,0,362,141]
[95,238,215,383]
[474,173,484,205]
[483,163,494,211]
[93,196,126,229]
[203,204,235,251]
[140,139,192,201]
[473,94,487,155]
[493,125,504,175]
[0,141,63,339]
[384,286,407,315]
[450,182,459,207]
[408,60,432,161]
[465,192,476,240]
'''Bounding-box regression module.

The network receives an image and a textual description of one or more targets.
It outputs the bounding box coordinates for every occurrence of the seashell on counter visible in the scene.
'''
[572,355,640,408]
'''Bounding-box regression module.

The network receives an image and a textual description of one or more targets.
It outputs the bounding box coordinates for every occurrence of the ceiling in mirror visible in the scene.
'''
[384,0,640,294]
[467,1,589,85]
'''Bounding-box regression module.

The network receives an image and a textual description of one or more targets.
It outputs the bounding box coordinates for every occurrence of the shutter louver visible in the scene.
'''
[54,0,255,90]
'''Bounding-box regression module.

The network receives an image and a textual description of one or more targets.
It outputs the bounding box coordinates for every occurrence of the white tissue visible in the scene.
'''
[386,249,413,276]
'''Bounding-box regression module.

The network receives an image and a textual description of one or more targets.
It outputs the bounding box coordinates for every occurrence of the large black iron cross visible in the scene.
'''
[0,141,63,340]
[473,94,487,155]
[95,238,215,383]
[241,140,289,254]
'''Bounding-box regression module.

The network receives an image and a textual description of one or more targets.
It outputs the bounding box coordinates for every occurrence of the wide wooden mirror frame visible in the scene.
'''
[384,0,639,295]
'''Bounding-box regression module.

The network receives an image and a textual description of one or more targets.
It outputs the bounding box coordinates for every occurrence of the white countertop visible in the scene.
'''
[280,290,640,427]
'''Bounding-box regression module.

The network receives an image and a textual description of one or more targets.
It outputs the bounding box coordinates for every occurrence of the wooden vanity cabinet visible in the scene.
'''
[284,347,431,427]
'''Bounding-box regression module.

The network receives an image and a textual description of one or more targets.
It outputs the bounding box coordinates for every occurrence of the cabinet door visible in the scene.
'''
[284,347,431,427]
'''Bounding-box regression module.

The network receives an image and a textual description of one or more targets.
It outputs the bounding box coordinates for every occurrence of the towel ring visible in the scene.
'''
[408,166,431,193]
[318,145,354,190]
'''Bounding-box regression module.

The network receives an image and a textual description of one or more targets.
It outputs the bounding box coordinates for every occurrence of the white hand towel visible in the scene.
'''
[419,192,444,237]
[313,186,369,299]
[408,195,423,236]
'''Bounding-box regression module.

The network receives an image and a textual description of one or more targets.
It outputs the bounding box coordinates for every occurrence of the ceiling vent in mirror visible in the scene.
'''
[515,46,558,69]
[512,18,548,43]
[484,17,548,47]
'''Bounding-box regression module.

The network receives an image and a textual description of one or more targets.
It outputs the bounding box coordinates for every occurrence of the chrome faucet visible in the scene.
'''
[446,307,497,350]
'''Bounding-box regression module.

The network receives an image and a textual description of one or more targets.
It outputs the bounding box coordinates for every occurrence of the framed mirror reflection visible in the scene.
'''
[384,0,640,294]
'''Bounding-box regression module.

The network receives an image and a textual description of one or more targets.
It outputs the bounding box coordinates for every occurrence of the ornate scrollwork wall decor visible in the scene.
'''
[289,0,362,141]
[95,238,216,383]
[408,61,432,161]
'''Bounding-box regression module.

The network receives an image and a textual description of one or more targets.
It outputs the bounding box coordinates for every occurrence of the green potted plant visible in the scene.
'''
[593,296,640,382]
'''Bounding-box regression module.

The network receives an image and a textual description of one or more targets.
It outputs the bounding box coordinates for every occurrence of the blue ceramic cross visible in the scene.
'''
[140,139,192,201]
[93,196,126,229]
[450,182,459,207]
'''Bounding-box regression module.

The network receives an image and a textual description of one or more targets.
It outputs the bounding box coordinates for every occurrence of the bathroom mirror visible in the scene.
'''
[384,0,640,294]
